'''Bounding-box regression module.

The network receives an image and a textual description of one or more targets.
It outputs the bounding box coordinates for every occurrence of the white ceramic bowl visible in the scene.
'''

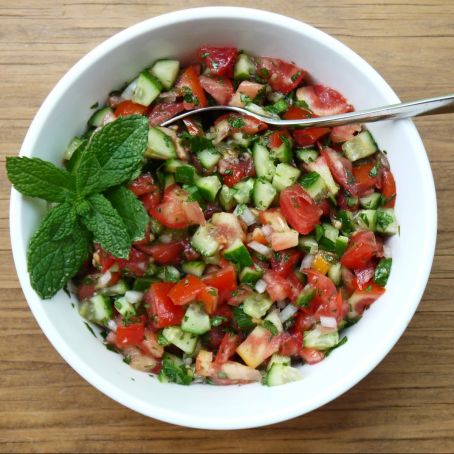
[10,7,437,429]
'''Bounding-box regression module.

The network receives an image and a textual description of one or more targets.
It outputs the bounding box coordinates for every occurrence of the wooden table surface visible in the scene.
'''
[1,1,454,452]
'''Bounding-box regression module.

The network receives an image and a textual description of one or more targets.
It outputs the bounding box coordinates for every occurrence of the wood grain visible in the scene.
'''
[1,1,453,452]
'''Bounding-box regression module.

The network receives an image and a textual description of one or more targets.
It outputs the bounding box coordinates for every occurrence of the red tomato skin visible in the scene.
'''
[129,173,155,196]
[270,249,302,277]
[300,348,325,365]
[215,333,242,364]
[381,169,396,207]
[303,269,337,309]
[352,161,380,196]
[148,102,185,126]
[354,261,376,290]
[176,66,208,109]
[140,187,161,213]
[330,124,362,143]
[293,128,330,147]
[198,46,237,77]
[341,231,378,269]
[267,130,291,149]
[139,241,184,266]
[168,275,206,306]
[222,156,255,187]
[256,57,306,94]
[279,185,323,235]
[114,101,148,117]
[77,282,96,301]
[298,85,353,116]
[279,331,304,357]
[262,271,292,301]
[202,265,238,295]
[116,320,145,347]
[283,106,314,120]
[146,282,185,329]
[321,147,357,196]
[183,118,204,136]
[199,75,234,105]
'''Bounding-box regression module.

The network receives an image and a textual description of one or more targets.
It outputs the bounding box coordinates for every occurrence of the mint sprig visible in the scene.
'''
[7,115,150,299]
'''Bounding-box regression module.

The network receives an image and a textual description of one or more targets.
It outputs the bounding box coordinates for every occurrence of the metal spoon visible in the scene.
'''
[161,93,454,128]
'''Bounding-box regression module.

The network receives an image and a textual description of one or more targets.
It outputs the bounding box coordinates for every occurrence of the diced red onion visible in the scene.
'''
[279,304,299,323]
[234,205,256,226]
[125,290,143,305]
[248,241,271,257]
[107,320,117,332]
[254,279,268,294]
[300,254,315,270]
[320,316,337,329]
[261,225,273,238]
[383,244,392,258]
[97,270,112,288]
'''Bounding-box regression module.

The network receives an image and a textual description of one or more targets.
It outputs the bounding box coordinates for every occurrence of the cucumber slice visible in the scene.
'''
[272,163,301,192]
[253,178,277,210]
[132,277,155,292]
[231,132,253,147]
[323,223,339,243]
[233,178,255,204]
[328,262,342,286]
[295,284,315,308]
[306,156,339,196]
[164,173,176,188]
[337,210,355,235]
[175,164,197,185]
[181,303,211,335]
[243,294,273,319]
[158,352,194,384]
[296,148,319,164]
[88,107,114,127]
[300,171,328,202]
[63,136,84,161]
[264,309,284,333]
[234,53,256,80]
[240,266,264,285]
[219,185,236,211]
[195,175,222,202]
[360,192,382,209]
[156,266,181,283]
[269,135,292,163]
[131,71,162,106]
[100,280,129,296]
[342,130,378,162]
[197,149,221,170]
[304,327,339,350]
[335,235,349,256]
[150,59,180,90]
[354,209,377,231]
[114,296,136,318]
[253,143,275,181]
[265,363,302,386]
[299,236,318,255]
[164,159,184,173]
[376,208,399,235]
[182,261,206,278]
[223,238,253,267]
[162,326,198,354]
[79,294,112,326]
[146,127,177,159]
[191,225,219,257]
[266,354,291,370]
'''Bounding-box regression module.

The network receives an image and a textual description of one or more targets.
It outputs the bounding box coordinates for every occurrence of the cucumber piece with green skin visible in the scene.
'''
[323,223,339,243]
[203,253,221,265]
[296,148,319,164]
[354,209,377,231]
[306,156,339,196]
[264,309,284,333]
[79,294,112,326]
[219,185,236,211]
[175,164,197,185]
[162,326,198,354]
[234,53,256,80]
[267,98,289,115]
[131,71,162,106]
[164,173,175,188]
[253,142,275,181]
[300,171,329,202]
[269,134,292,163]
[100,280,129,296]
[233,178,255,204]
[253,178,277,210]
[145,127,177,159]
[266,354,291,370]
[265,363,303,386]
[181,303,211,335]
[295,284,315,308]
[243,294,273,319]
[337,210,355,235]
[376,208,399,235]
[182,261,206,278]
[360,192,382,209]
[299,236,318,255]
[114,296,136,318]
[335,236,349,256]
[132,277,155,292]
[195,175,221,202]
[272,163,301,192]
[150,59,180,90]
[164,159,184,173]
[64,136,84,161]
[197,149,221,169]
[157,266,181,283]
[240,266,264,285]
[158,352,194,384]
[183,184,205,206]
[374,258,392,286]
[88,106,114,128]
[223,238,253,267]
[191,225,219,257]
[328,262,342,286]
[304,328,339,350]
[231,131,253,147]
[342,130,378,162]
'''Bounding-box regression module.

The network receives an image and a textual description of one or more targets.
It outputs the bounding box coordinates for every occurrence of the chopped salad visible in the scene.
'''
[9,46,398,387]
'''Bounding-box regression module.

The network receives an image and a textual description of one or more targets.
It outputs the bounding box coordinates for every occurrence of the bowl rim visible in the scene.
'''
[9,6,437,429]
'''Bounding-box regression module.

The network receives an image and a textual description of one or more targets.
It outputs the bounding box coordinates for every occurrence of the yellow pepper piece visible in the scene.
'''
[311,252,331,275]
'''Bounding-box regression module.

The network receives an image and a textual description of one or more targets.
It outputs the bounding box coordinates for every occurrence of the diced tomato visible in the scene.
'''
[256,57,306,94]
[352,161,380,196]
[116,319,145,347]
[283,105,314,120]
[380,169,396,207]
[198,285,219,315]
[288,272,305,303]
[199,75,234,105]
[116,247,149,277]
[198,46,237,77]
[180,239,201,262]
[96,246,116,273]
[146,282,185,328]
[279,331,304,357]
[176,65,208,109]
[341,231,378,269]
[203,265,238,296]
[258,209,289,232]
[321,147,357,196]
[141,329,164,359]
[330,124,362,143]
[295,311,317,333]
[300,348,324,365]
[247,227,268,246]
[336,190,359,212]
[77,281,96,301]
[140,187,161,214]
[183,117,204,136]
[168,275,205,306]
[128,173,155,196]
[215,333,242,364]
[229,81,265,107]
[293,127,330,147]
[226,284,254,307]
[222,155,255,187]
[317,198,332,217]
[267,130,291,149]
[270,229,299,252]
[140,241,184,266]
[271,249,302,277]
[349,283,385,316]
[148,102,185,126]
[303,269,337,308]
[280,184,323,235]
[262,271,291,301]
[297,85,353,116]
[354,261,376,290]
[182,201,206,226]
[114,100,148,117]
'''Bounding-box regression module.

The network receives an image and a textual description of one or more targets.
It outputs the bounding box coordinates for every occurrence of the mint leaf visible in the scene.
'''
[52,205,77,241]
[105,186,149,242]
[76,115,148,196]
[6,156,75,202]
[27,203,91,299]
[79,193,130,258]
